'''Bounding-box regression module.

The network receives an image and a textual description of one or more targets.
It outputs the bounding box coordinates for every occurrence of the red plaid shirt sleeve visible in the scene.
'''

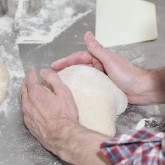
[100,130,165,165]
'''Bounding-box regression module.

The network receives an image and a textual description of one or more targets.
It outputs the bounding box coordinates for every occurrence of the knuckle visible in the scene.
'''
[46,73,52,82]
[77,51,86,55]
[92,43,103,51]
[29,86,44,102]
[81,52,89,59]
[29,84,40,93]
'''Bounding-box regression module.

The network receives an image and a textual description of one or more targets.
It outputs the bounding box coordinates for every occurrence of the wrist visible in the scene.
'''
[146,69,165,104]
[50,118,110,165]
[134,69,165,105]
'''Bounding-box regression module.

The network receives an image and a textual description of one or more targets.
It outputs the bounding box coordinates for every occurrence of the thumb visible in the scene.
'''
[84,31,112,64]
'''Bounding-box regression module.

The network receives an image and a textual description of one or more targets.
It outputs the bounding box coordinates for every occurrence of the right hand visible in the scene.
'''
[51,32,152,105]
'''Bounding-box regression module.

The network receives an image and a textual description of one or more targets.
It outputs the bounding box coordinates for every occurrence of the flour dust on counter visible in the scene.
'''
[17,0,95,44]
[0,37,24,116]
[0,58,10,105]
[0,16,13,34]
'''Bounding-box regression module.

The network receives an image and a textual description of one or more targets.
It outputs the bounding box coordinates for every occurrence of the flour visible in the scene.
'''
[135,118,146,130]
[17,10,91,44]
[0,0,94,117]
[0,16,13,34]
[0,15,24,115]
[135,118,155,130]
[0,59,10,105]
[16,0,93,44]
[0,45,24,116]
[0,1,164,164]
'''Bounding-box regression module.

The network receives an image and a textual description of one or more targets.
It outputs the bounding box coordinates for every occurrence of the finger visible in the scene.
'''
[21,80,34,119]
[40,68,67,95]
[25,68,44,99]
[20,80,28,93]
[20,81,28,102]
[92,58,105,72]
[25,68,41,91]
[22,99,33,118]
[84,31,112,64]
[51,51,92,71]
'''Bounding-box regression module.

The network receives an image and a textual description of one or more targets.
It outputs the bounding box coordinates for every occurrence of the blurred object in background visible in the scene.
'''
[2,0,18,17]
[0,0,5,16]
[1,0,43,32]
[0,0,42,18]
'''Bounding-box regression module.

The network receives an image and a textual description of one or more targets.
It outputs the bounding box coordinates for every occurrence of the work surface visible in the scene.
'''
[0,0,165,164]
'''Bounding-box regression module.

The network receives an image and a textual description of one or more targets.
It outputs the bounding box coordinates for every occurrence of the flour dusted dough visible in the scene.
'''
[0,59,10,105]
[96,0,158,47]
[58,65,128,137]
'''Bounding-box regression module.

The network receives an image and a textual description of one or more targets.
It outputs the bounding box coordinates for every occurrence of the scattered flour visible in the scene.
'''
[154,104,160,115]
[136,118,154,130]
[0,45,24,116]
[0,0,94,117]
[17,10,91,44]
[0,16,13,34]
[0,1,94,164]
[17,0,93,43]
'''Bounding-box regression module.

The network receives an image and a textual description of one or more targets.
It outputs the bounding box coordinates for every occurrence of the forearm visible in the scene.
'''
[51,119,110,165]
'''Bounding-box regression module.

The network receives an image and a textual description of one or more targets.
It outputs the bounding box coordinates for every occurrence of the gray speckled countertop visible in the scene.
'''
[0,0,165,165]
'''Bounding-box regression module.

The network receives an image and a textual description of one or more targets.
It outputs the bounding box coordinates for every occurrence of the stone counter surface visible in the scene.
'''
[0,0,165,164]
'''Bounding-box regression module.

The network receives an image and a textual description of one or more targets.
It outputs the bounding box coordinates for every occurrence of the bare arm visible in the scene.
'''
[52,119,110,165]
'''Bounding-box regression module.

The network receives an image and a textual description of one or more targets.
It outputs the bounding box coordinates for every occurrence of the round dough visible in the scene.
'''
[0,59,10,105]
[58,65,128,136]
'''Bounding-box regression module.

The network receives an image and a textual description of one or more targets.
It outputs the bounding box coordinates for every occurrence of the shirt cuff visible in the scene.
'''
[100,129,165,165]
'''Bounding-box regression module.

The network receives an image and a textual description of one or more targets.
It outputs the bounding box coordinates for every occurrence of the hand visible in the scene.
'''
[51,31,151,104]
[21,68,110,165]
[20,68,79,155]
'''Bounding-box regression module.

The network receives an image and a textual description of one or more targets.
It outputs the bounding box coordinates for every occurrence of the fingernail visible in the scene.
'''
[51,58,65,68]
[27,67,34,75]
[51,61,59,68]
[51,62,55,68]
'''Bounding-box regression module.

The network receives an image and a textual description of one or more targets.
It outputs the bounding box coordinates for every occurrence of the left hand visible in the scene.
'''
[20,68,79,155]
[51,32,154,105]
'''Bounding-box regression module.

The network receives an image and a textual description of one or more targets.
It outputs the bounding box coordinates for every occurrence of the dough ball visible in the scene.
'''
[0,59,10,105]
[58,65,128,136]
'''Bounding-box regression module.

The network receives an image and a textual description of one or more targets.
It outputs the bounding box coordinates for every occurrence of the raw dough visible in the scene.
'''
[96,0,158,47]
[58,65,128,137]
[0,59,10,105]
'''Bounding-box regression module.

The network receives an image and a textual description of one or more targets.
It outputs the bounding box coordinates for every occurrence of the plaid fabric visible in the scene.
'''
[100,130,165,165]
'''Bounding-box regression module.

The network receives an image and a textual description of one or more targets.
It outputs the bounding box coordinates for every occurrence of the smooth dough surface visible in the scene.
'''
[0,59,10,105]
[96,0,158,47]
[58,65,128,136]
